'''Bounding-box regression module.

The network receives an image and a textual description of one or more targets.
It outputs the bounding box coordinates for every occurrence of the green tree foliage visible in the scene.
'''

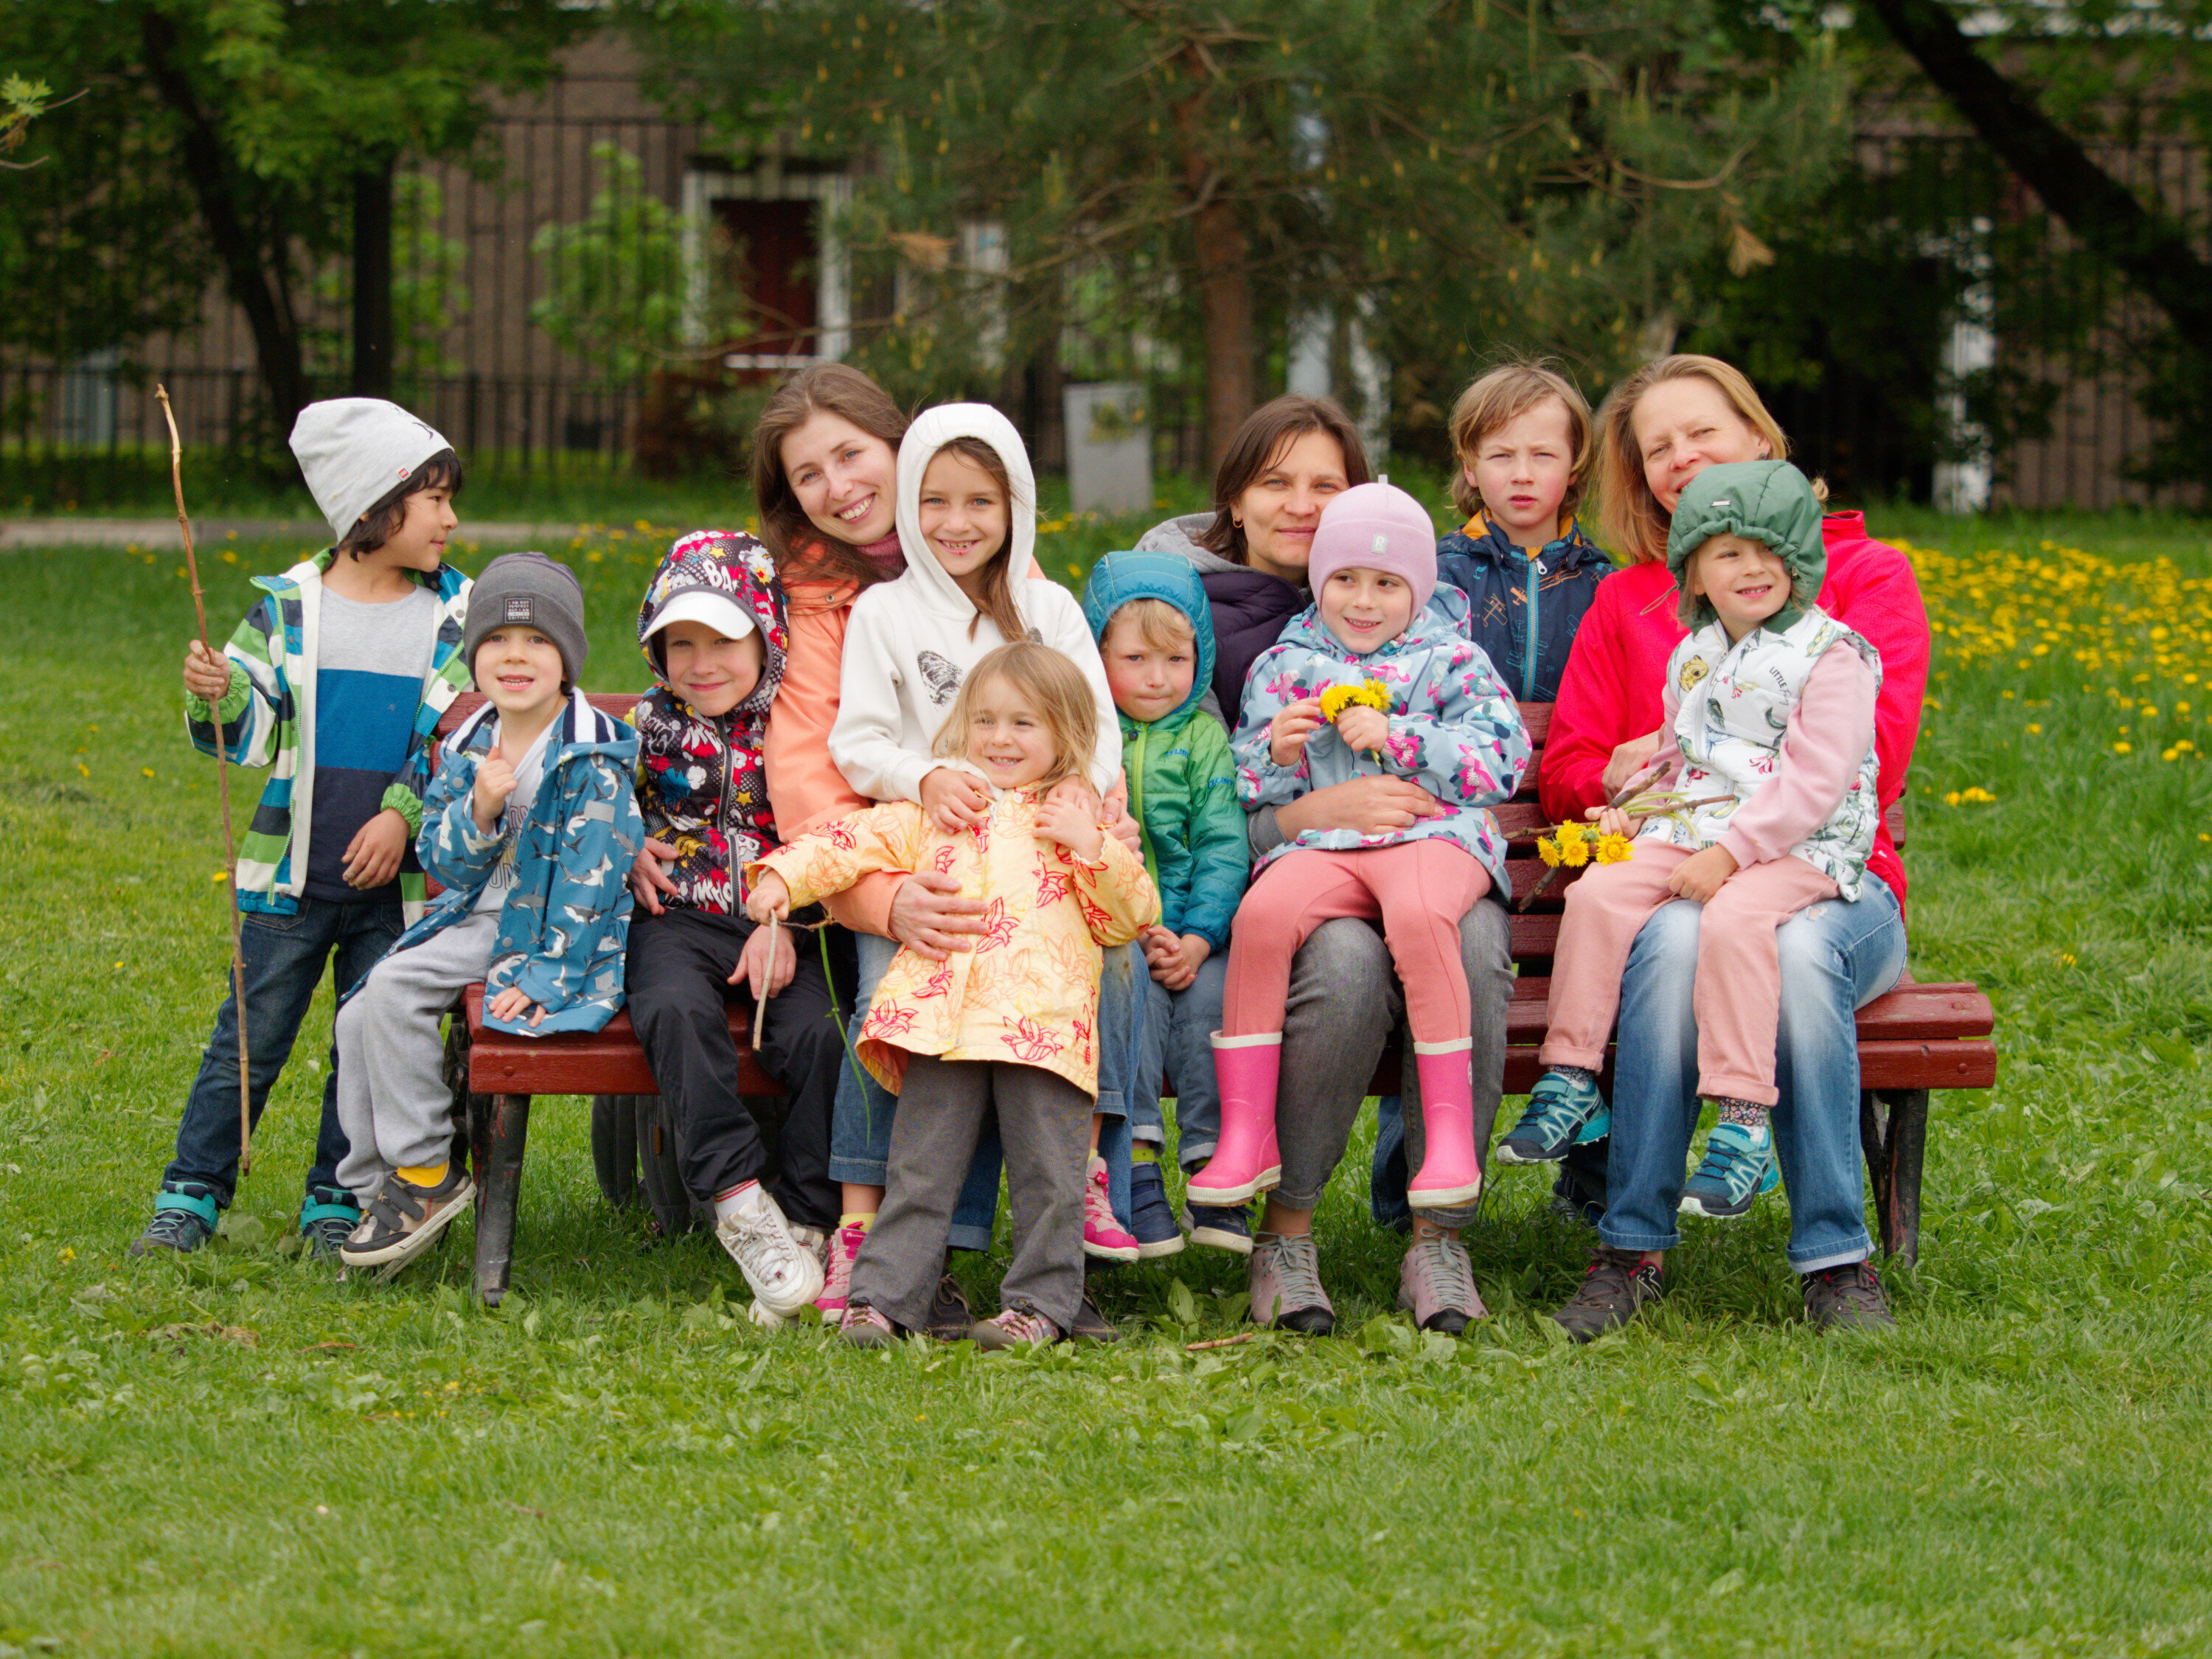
[305,175,471,384]
[530,145,695,386]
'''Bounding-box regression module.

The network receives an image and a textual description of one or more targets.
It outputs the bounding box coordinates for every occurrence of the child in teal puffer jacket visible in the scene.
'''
[1082,550,1251,1253]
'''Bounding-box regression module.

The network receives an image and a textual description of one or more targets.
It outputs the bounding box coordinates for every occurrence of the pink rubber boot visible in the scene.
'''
[1185,1032,1283,1206]
[1408,1038,1484,1210]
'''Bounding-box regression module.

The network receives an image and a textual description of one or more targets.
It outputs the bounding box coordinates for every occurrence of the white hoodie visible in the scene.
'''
[831,403,1122,804]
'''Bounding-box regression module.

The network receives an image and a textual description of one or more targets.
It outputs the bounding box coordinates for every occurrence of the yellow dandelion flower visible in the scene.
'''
[1595,833,1634,864]
[1558,832,1591,867]
[1555,819,1589,848]
[1537,837,1562,869]
[1318,678,1392,723]
[2113,741,2132,755]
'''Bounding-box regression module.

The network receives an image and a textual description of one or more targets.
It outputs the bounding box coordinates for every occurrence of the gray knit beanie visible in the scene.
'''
[465,552,588,687]
[288,398,455,542]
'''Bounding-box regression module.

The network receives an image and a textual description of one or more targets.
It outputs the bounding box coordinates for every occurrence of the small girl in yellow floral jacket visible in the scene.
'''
[747,641,1159,1349]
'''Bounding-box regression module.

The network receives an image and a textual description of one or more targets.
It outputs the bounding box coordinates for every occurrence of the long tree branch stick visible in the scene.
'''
[157,386,254,1179]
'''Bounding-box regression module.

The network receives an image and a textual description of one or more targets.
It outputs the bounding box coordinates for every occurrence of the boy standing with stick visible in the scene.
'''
[131,400,473,1259]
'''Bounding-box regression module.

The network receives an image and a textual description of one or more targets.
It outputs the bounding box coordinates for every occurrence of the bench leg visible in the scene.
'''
[470,1092,532,1307]
[1857,1087,1928,1266]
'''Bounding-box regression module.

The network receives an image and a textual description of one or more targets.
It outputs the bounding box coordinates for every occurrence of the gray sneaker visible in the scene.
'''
[1551,1245,1663,1343]
[1248,1231,1335,1335]
[1801,1260,1896,1332]
[1397,1229,1485,1335]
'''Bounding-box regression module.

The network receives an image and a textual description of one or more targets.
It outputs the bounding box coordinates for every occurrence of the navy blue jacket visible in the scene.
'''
[1434,513,1614,705]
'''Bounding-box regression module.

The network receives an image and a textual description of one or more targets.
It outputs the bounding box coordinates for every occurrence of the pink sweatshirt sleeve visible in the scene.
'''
[1717,647,1879,869]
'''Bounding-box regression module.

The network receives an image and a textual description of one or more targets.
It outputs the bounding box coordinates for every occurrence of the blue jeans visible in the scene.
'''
[1601,879,1908,1272]
[163,897,403,1209]
[1133,952,1224,1165]
[1078,942,1146,1228]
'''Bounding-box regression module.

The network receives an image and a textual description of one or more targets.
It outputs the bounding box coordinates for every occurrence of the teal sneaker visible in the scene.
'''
[129,1186,218,1256]
[297,1189,363,1262]
[1679,1122,1774,1219]
[1495,1071,1612,1166]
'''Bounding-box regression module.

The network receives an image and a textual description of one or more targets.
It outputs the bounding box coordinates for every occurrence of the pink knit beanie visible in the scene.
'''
[1308,482,1438,614]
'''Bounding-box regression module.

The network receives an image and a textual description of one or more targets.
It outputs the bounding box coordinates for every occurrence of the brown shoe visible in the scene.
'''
[1801,1260,1896,1332]
[925,1272,974,1342]
[1068,1284,1121,1343]
[1551,1245,1661,1343]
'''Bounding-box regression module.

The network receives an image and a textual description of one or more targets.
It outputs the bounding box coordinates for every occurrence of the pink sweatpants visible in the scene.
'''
[1540,845,1839,1106]
[1224,841,1492,1046]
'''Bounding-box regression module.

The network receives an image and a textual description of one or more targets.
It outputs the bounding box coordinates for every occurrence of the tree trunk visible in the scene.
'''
[139,10,310,437]
[1175,47,1256,472]
[1864,0,2212,352]
[352,159,395,398]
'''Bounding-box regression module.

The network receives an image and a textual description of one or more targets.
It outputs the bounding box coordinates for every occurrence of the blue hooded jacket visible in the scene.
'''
[1434,512,1613,704]
[1080,549,1249,951]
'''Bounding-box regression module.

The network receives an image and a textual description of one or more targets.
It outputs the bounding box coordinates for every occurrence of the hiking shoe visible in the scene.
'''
[840,1304,901,1349]
[1127,1160,1186,1259]
[1185,1199,1253,1256]
[971,1304,1063,1349]
[130,1186,218,1257]
[297,1189,361,1262]
[1082,1157,1141,1262]
[1495,1071,1611,1166]
[1678,1122,1773,1220]
[1801,1260,1896,1332]
[339,1168,476,1272]
[1248,1231,1335,1335]
[813,1222,866,1319]
[1551,1245,1663,1343]
[1069,1284,1121,1344]
[1397,1229,1486,1335]
[713,1183,825,1321]
[925,1272,975,1343]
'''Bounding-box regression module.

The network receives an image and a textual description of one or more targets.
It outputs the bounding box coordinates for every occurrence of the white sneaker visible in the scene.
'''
[714,1185,824,1321]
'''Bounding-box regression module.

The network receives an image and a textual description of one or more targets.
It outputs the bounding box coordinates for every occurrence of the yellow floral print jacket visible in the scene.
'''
[750,788,1160,1097]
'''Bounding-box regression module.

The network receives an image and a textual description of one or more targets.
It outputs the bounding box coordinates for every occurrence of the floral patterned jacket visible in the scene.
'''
[750,790,1159,1097]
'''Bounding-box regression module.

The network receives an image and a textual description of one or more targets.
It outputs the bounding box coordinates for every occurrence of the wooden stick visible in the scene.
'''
[1184,1331,1259,1352]
[157,386,254,1178]
[751,919,778,1049]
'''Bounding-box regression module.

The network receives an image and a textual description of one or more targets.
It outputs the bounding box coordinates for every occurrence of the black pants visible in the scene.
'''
[625,907,841,1233]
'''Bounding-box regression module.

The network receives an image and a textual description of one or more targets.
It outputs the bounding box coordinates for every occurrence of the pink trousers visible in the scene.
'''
[1223,841,1492,1046]
[1540,845,1839,1106]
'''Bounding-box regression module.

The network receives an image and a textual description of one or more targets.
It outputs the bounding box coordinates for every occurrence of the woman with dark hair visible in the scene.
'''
[1138,395,1514,1337]
[1532,354,1930,1338]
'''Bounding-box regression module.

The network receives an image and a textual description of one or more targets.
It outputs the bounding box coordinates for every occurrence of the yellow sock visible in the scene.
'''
[397,1162,448,1189]
[839,1212,877,1232]
[1131,1144,1160,1164]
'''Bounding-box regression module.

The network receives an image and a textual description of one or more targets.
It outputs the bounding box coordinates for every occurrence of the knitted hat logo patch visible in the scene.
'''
[1371,533,1388,554]
[505,597,534,623]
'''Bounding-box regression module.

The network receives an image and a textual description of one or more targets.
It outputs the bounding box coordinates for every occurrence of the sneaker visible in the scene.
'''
[1551,1245,1663,1343]
[1801,1260,1896,1332]
[713,1183,826,1320]
[1068,1283,1121,1344]
[925,1272,974,1343]
[840,1304,901,1349]
[1397,1228,1486,1335]
[1678,1122,1773,1220]
[1082,1157,1141,1263]
[129,1186,218,1257]
[338,1167,476,1272]
[970,1304,1063,1349]
[1127,1159,1186,1259]
[789,1223,829,1270]
[1495,1071,1612,1166]
[813,1222,867,1319]
[1248,1231,1335,1335]
[297,1189,361,1262]
[1184,1198,1253,1256]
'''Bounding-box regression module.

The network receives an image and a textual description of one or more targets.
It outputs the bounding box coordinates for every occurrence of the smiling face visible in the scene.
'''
[473,625,567,722]
[658,619,763,717]
[1318,566,1416,656]
[779,410,900,547]
[1100,607,1197,725]
[1688,532,1792,640]
[1234,428,1351,585]
[369,484,457,574]
[1468,397,1576,546]
[917,447,1010,601]
[961,673,1060,792]
[1632,376,1771,515]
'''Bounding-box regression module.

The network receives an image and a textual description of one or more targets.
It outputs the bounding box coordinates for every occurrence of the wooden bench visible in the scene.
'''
[433,692,1994,1304]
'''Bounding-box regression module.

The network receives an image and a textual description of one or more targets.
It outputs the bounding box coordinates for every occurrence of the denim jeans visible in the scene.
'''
[1077,942,1147,1228]
[1600,878,1908,1272]
[1133,951,1225,1165]
[164,896,403,1209]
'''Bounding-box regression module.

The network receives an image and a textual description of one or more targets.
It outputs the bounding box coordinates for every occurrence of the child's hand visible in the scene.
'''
[1666,844,1739,902]
[182,641,231,702]
[1585,804,1643,841]
[1045,774,1101,816]
[921,765,992,832]
[729,918,797,999]
[1034,796,1104,862]
[1334,705,1388,755]
[472,743,516,833]
[342,807,410,888]
[487,987,546,1028]
[628,837,681,913]
[745,870,791,925]
[1145,928,1211,991]
[1270,698,1324,767]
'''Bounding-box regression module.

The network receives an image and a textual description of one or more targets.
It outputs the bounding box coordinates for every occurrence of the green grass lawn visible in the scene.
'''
[1,508,2208,1656]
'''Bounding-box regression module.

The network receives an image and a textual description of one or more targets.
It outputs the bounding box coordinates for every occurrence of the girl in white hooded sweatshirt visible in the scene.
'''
[829,403,1147,1298]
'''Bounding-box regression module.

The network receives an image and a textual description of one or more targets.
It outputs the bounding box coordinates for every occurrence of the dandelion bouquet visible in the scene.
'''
[1517,782,1733,909]
[1320,678,1392,762]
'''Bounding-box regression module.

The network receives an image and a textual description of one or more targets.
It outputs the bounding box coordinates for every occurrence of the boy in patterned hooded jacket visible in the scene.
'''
[623,531,842,1324]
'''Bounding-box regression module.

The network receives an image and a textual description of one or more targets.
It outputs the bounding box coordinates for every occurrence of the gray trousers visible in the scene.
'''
[1275,897,1514,1229]
[849,1055,1092,1335]
[333,911,498,1202]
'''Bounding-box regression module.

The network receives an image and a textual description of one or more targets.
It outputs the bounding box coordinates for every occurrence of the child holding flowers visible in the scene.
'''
[1498,461,1882,1220]
[1187,483,1528,1332]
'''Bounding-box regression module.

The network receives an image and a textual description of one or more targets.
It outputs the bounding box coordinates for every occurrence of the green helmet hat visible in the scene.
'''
[1664,459,1825,630]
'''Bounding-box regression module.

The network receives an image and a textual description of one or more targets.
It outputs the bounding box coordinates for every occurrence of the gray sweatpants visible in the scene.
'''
[1274,898,1514,1229]
[333,911,498,1203]
[849,1054,1092,1336]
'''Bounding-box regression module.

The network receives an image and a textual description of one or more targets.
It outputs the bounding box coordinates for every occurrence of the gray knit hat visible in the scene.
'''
[1664,459,1825,629]
[465,552,588,687]
[288,398,455,542]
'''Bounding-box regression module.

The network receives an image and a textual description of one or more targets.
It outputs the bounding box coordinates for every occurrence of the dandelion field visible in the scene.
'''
[0,507,2208,1657]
